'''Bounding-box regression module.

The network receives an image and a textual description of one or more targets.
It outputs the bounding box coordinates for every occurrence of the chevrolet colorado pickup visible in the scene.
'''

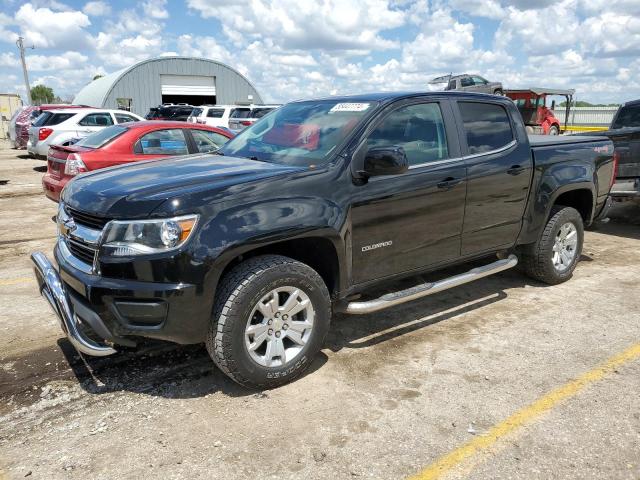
[32,92,616,388]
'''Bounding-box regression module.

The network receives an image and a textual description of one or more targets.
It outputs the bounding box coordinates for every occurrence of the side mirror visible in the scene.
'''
[363,146,409,177]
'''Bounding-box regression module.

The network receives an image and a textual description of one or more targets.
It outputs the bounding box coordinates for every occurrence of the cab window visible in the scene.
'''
[136,129,188,155]
[459,102,513,154]
[366,103,449,166]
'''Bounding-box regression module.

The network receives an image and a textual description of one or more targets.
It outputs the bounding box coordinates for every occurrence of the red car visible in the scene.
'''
[42,121,234,202]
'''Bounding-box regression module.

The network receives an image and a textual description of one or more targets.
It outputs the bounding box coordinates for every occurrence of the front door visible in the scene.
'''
[454,100,533,255]
[350,100,467,284]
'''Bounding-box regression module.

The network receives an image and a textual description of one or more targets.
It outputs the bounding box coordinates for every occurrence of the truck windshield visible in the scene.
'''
[218,100,376,166]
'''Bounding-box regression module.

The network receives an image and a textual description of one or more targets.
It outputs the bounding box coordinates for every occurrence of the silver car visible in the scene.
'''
[430,74,503,95]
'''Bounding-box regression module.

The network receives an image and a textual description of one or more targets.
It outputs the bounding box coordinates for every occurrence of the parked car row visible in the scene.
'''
[27,108,144,157]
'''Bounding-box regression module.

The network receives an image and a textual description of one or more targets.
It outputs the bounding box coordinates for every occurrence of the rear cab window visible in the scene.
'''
[458,102,514,154]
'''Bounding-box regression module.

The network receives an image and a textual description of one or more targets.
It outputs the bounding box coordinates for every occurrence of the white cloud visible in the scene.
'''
[15,3,92,49]
[142,0,169,19]
[186,0,405,52]
[0,52,18,67]
[25,51,89,71]
[83,1,111,16]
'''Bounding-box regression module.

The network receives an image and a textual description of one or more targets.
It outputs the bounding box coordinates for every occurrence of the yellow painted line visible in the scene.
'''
[565,125,609,132]
[408,342,640,480]
[0,277,32,286]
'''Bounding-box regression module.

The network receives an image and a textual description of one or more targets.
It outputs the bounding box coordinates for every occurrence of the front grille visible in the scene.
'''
[66,238,97,265]
[67,207,111,230]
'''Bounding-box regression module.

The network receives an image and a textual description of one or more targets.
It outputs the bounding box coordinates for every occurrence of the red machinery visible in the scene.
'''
[505,88,575,135]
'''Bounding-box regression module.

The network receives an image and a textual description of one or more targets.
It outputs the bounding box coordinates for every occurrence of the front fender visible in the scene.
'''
[192,197,348,297]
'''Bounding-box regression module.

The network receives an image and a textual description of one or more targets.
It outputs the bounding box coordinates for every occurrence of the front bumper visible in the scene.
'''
[31,251,116,356]
[31,241,210,356]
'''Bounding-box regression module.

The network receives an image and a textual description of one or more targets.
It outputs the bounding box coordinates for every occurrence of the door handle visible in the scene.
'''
[436,177,461,190]
[507,165,526,175]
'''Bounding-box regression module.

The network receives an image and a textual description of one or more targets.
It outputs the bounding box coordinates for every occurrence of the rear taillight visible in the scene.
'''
[240,120,253,126]
[611,150,619,188]
[64,153,88,176]
[39,128,53,141]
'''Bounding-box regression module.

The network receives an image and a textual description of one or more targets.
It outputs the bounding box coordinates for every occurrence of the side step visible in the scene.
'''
[341,254,518,315]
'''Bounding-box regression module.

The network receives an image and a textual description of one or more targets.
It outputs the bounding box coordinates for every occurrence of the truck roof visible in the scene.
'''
[293,91,502,104]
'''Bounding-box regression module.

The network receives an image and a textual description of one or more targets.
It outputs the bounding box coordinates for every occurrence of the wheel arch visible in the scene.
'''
[551,186,594,224]
[211,233,345,301]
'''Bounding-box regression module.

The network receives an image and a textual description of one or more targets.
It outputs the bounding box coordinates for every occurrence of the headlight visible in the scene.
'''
[100,215,199,256]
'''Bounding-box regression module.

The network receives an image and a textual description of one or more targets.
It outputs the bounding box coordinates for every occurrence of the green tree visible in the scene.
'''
[30,84,55,105]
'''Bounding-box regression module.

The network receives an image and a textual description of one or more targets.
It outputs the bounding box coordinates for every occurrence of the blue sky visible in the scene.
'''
[0,0,639,105]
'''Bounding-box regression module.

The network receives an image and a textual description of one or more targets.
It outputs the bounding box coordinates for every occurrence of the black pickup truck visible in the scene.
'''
[32,92,615,388]
[578,99,640,199]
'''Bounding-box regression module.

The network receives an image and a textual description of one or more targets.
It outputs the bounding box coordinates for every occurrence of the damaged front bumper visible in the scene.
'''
[31,251,117,357]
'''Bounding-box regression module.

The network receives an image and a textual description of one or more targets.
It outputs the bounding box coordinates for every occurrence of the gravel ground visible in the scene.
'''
[0,140,639,479]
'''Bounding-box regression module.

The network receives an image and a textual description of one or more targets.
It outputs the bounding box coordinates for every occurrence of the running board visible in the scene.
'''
[341,254,518,315]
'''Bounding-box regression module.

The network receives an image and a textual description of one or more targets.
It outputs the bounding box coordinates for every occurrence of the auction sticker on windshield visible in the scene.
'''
[329,103,370,113]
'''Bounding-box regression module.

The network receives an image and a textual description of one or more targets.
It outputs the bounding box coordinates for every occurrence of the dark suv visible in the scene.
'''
[145,105,195,121]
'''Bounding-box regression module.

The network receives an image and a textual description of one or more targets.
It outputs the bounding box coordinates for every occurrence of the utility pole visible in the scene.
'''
[16,36,32,105]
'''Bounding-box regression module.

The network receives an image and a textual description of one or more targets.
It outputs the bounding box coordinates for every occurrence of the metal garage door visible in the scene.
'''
[160,75,216,96]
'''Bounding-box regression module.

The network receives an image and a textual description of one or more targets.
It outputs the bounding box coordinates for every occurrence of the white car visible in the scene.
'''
[27,108,143,158]
[187,105,248,129]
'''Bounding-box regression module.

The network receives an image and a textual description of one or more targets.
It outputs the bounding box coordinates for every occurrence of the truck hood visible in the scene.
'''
[62,153,305,218]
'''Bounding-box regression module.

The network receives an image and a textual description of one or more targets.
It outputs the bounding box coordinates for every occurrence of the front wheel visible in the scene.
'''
[207,255,331,389]
[493,89,504,96]
[548,125,559,135]
[520,206,584,285]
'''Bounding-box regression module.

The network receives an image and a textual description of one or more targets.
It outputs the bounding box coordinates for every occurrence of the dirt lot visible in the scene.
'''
[1,140,639,480]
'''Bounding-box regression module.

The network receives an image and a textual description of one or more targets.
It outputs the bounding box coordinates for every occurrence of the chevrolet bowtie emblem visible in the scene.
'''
[60,217,77,236]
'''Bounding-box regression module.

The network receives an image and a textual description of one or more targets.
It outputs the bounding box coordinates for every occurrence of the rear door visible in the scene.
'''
[453,100,533,255]
[350,99,467,284]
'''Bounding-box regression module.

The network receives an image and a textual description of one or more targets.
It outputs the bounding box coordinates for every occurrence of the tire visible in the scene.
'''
[206,255,331,389]
[520,206,584,285]
[548,125,559,135]
[493,89,504,96]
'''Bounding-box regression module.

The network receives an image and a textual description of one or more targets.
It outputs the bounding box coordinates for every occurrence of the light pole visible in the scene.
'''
[16,36,33,105]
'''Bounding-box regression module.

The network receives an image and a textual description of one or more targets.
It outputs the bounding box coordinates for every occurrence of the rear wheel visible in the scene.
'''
[207,255,331,389]
[548,125,559,135]
[520,206,584,285]
[493,89,504,96]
